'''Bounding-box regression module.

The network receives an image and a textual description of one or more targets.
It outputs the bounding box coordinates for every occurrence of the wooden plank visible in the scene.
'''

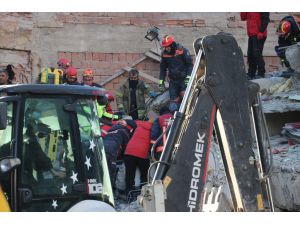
[100,69,125,86]
[100,56,147,86]
[145,51,161,62]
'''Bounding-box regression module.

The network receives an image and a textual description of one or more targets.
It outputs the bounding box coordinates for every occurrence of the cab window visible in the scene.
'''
[21,97,76,197]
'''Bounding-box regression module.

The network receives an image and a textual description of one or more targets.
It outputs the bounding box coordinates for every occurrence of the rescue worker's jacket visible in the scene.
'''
[97,103,119,121]
[160,43,193,82]
[125,120,152,159]
[150,113,173,153]
[115,79,150,118]
[103,120,137,159]
[240,12,269,37]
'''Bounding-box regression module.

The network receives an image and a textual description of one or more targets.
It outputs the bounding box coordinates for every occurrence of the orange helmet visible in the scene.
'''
[57,58,70,68]
[162,35,175,47]
[67,67,77,77]
[83,69,93,77]
[278,21,291,36]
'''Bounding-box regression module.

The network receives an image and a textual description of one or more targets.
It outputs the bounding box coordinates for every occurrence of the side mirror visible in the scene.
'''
[0,102,7,130]
[0,158,21,174]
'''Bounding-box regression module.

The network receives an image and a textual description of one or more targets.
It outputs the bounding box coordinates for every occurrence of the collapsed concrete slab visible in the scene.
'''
[269,136,300,211]
[286,43,300,73]
[253,73,300,211]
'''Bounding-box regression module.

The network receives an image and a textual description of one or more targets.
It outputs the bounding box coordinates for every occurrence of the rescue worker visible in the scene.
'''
[57,58,71,83]
[103,119,137,187]
[105,91,115,114]
[124,120,153,202]
[240,12,270,79]
[0,68,10,85]
[81,69,102,88]
[6,65,15,84]
[159,35,193,111]
[150,104,175,161]
[275,15,300,74]
[97,94,120,126]
[64,67,80,85]
[116,69,155,120]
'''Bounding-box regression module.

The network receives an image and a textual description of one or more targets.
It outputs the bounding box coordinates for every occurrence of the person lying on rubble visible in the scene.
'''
[103,119,137,188]
[123,120,153,202]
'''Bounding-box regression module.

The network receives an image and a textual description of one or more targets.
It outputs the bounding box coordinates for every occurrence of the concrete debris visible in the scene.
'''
[286,43,300,73]
[253,77,291,95]
[253,72,300,113]
[115,200,143,212]
[281,123,300,144]
[269,135,300,211]
[147,90,170,114]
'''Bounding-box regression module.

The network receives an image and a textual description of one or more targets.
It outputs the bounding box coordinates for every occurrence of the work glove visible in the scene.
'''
[158,80,165,92]
[112,114,120,120]
[184,75,191,85]
[149,91,159,98]
[257,32,264,40]
[115,109,125,118]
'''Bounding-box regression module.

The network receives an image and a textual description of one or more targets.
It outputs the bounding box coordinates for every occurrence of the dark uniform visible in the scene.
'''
[160,43,193,104]
[103,120,137,187]
[275,16,300,71]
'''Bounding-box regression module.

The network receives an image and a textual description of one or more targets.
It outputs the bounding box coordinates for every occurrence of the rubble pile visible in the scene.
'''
[270,134,300,211]
[255,70,300,211]
[281,122,300,143]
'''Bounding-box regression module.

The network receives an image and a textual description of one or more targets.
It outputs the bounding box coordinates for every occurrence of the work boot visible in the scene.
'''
[255,74,265,79]
[281,68,295,78]
[246,73,255,80]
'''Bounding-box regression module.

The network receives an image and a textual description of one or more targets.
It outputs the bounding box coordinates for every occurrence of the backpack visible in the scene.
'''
[40,67,63,84]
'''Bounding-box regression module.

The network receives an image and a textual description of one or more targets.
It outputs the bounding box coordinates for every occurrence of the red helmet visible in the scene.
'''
[278,21,291,36]
[105,91,115,101]
[83,69,93,77]
[57,58,70,68]
[162,35,175,47]
[67,67,77,77]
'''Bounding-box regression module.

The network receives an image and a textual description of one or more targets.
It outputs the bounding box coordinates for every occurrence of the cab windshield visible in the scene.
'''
[20,96,113,208]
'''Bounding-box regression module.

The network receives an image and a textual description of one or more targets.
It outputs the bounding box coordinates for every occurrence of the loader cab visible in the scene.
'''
[0,84,114,211]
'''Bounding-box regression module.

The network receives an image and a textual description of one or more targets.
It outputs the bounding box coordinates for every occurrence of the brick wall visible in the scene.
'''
[58,51,159,84]
[0,12,297,94]
[56,13,208,28]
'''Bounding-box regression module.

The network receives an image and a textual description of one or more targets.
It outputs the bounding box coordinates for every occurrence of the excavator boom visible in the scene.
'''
[142,33,274,212]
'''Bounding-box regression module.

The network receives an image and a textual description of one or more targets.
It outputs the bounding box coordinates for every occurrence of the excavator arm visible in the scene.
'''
[141,33,274,212]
